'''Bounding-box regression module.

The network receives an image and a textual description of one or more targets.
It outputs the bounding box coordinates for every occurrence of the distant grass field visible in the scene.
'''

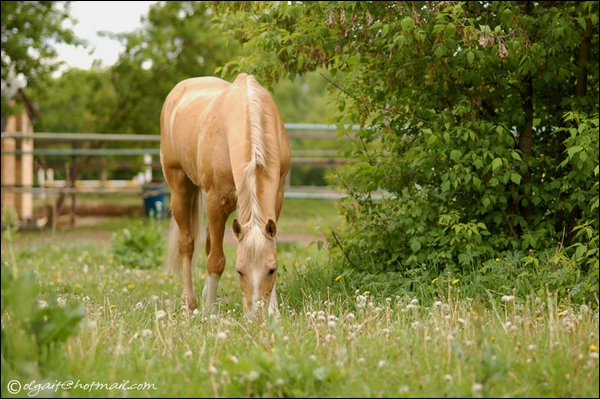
[1,197,598,398]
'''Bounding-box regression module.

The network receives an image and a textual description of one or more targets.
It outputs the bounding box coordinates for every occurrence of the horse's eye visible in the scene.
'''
[268,267,276,275]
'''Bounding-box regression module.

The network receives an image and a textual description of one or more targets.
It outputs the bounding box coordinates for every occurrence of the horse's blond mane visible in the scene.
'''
[237,76,276,256]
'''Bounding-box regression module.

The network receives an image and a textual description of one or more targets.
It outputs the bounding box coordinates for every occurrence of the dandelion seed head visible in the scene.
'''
[156,310,167,320]
[184,350,193,359]
[247,370,260,382]
[216,331,228,341]
[471,382,483,396]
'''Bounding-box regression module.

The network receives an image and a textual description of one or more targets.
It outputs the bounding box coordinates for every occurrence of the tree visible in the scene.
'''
[1,1,80,117]
[105,1,243,137]
[211,1,599,302]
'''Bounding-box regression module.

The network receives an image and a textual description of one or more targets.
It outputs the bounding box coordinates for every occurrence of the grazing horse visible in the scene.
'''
[160,73,290,318]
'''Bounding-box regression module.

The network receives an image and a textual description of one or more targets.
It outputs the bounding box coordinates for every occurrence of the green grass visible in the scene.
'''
[1,199,598,398]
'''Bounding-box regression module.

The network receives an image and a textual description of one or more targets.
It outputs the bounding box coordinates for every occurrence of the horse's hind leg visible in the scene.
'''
[165,168,199,311]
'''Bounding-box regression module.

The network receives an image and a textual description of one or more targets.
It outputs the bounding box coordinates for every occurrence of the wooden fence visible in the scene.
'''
[1,124,360,227]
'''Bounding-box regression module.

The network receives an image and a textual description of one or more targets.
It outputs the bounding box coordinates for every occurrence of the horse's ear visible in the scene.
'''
[265,219,277,239]
[232,218,243,240]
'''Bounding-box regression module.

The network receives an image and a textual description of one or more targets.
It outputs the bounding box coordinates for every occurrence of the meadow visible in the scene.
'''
[1,197,598,398]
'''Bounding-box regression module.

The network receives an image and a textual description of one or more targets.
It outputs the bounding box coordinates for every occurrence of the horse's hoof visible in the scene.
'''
[181,293,198,312]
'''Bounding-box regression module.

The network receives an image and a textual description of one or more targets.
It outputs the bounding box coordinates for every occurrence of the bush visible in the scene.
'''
[111,218,167,269]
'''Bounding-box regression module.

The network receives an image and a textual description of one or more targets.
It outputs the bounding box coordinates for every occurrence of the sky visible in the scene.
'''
[53,1,157,70]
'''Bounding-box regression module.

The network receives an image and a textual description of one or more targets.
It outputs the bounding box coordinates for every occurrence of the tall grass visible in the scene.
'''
[1,200,598,398]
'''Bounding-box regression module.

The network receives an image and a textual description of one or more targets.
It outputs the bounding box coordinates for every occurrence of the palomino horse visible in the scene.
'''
[160,73,290,318]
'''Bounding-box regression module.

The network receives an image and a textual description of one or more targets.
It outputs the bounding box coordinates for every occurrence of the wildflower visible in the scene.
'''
[346,312,355,321]
[471,382,483,397]
[184,350,193,359]
[527,344,537,351]
[134,301,143,310]
[156,310,167,320]
[431,277,439,284]
[335,275,342,281]
[410,298,419,305]
[247,370,260,382]
[495,258,500,262]
[434,300,443,308]
[275,378,285,387]
[444,374,452,382]
[230,355,239,364]
[127,284,135,290]
[501,295,515,303]
[216,331,228,341]
[452,279,460,285]
[591,345,598,352]
[378,360,387,368]
[208,365,218,375]
[141,329,152,337]
[399,385,409,394]
[38,300,48,309]
[57,297,67,307]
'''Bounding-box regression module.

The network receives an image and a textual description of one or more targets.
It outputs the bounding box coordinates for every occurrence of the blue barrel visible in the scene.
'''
[142,183,167,219]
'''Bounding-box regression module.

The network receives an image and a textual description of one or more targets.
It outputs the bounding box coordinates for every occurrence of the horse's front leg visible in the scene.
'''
[201,191,231,313]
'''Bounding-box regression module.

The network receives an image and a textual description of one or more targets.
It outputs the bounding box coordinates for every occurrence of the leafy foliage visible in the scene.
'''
[1,210,85,385]
[1,1,81,116]
[111,217,167,269]
[211,1,599,303]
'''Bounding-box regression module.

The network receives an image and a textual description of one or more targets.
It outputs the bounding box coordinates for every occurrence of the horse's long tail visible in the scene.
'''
[165,189,203,274]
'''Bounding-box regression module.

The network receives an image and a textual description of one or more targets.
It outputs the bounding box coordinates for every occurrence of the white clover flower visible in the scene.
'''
[406,303,417,311]
[230,355,239,364]
[346,312,355,321]
[134,301,143,310]
[378,360,387,368]
[410,298,419,305]
[501,295,515,303]
[216,331,228,341]
[38,300,48,309]
[444,374,452,382]
[434,300,443,308]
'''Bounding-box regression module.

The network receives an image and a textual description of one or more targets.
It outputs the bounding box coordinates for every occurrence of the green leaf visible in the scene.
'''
[467,50,475,65]
[510,172,522,185]
[450,149,462,162]
[445,23,456,38]
[491,158,502,171]
[501,9,513,24]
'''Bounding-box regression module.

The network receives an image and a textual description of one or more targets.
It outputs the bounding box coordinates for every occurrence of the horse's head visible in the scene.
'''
[232,218,279,319]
